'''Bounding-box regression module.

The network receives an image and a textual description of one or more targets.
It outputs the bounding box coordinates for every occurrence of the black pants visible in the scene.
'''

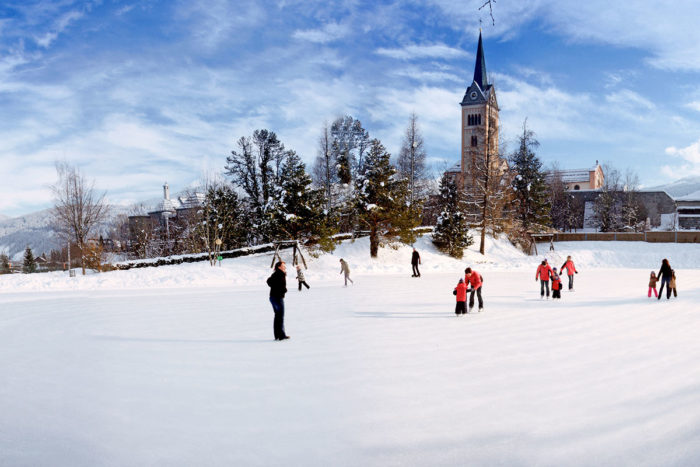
[455,301,466,315]
[540,280,550,297]
[553,288,561,299]
[269,296,286,339]
[298,280,309,291]
[658,277,671,299]
[412,264,420,277]
[567,274,574,290]
[469,287,483,309]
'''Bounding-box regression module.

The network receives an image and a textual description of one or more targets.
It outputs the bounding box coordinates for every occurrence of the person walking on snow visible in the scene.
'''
[464,267,484,311]
[267,261,290,341]
[560,255,578,291]
[648,271,658,298]
[339,258,353,286]
[453,278,468,315]
[657,258,673,300]
[296,264,310,291]
[551,267,562,299]
[536,259,553,299]
[411,248,421,277]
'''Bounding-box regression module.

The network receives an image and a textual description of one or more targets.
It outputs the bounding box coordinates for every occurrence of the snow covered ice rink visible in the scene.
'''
[2,237,700,466]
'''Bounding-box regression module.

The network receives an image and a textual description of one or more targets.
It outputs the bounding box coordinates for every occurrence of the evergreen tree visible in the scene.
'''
[510,121,550,231]
[353,139,410,257]
[0,253,10,274]
[330,115,370,184]
[225,129,288,242]
[275,150,334,245]
[433,173,473,258]
[23,246,37,274]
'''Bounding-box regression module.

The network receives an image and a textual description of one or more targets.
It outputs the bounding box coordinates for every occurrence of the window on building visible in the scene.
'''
[471,135,478,147]
[574,185,580,190]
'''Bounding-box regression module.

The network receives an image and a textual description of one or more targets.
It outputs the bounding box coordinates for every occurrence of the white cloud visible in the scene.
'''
[292,22,349,44]
[662,140,700,178]
[375,44,468,61]
[686,101,700,112]
[34,10,84,48]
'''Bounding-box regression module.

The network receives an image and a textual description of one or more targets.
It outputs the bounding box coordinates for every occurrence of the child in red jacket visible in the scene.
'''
[648,271,658,298]
[551,267,562,299]
[453,278,468,315]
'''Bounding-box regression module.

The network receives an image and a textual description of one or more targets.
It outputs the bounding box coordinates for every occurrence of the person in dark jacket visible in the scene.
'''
[657,258,673,300]
[411,248,421,277]
[267,261,289,340]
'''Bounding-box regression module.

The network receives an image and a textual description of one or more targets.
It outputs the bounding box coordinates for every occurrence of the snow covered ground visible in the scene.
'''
[2,236,700,466]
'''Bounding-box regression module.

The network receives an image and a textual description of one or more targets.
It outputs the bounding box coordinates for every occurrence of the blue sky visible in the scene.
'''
[2,0,700,217]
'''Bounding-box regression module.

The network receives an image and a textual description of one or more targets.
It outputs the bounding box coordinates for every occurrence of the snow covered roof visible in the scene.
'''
[676,189,700,201]
[150,198,178,214]
[177,193,205,209]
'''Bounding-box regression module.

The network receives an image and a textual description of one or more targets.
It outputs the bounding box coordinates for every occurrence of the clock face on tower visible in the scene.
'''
[470,91,477,100]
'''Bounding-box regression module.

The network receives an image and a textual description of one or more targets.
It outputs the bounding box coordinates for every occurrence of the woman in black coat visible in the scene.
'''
[267,261,290,340]
[657,258,673,300]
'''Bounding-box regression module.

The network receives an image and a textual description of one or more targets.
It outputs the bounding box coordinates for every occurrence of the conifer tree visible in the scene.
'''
[433,173,473,258]
[510,121,550,231]
[275,150,334,245]
[396,113,428,206]
[354,139,409,257]
[0,253,10,274]
[23,246,37,274]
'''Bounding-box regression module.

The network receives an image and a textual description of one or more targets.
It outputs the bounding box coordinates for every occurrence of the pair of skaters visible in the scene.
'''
[535,256,578,299]
[453,267,484,314]
[648,258,677,299]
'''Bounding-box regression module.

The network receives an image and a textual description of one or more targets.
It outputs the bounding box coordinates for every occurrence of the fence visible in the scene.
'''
[553,231,700,243]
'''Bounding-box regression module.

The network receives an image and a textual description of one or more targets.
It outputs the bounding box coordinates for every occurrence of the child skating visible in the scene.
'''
[551,267,562,299]
[648,271,658,298]
[453,278,468,315]
[296,265,310,291]
[670,270,677,298]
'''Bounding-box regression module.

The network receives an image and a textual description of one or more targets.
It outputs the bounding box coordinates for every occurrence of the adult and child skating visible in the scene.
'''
[453,267,484,314]
[651,258,677,300]
[536,257,576,299]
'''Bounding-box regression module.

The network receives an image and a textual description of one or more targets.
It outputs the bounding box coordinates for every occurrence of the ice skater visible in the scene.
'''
[339,258,353,286]
[657,259,673,300]
[453,278,467,315]
[464,267,483,311]
[551,267,562,299]
[411,248,421,277]
[267,261,290,340]
[648,271,658,298]
[560,255,578,291]
[536,259,553,299]
[296,265,310,291]
[670,270,677,298]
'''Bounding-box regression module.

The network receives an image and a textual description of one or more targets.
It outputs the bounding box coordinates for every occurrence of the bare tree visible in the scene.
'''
[51,162,109,275]
[396,112,428,206]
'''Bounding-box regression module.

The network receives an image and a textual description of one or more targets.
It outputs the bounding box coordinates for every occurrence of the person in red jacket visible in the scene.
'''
[560,255,578,291]
[551,267,562,299]
[464,267,483,311]
[453,278,468,315]
[536,259,553,299]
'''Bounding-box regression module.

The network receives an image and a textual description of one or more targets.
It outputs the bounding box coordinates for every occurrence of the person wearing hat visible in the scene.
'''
[453,277,468,315]
[551,267,562,299]
[560,255,578,291]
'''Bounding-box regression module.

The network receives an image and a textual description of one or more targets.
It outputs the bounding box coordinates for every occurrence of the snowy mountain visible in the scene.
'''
[648,175,700,198]
[0,209,58,260]
[0,214,9,222]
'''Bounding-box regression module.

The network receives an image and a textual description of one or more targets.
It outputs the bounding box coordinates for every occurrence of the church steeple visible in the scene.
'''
[473,31,488,90]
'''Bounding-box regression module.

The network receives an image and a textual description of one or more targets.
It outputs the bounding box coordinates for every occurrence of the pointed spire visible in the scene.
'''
[473,31,488,90]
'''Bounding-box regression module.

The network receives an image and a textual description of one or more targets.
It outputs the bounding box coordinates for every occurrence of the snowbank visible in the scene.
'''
[2,234,699,293]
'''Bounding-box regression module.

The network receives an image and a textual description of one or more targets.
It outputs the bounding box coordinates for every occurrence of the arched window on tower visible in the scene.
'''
[471,135,478,147]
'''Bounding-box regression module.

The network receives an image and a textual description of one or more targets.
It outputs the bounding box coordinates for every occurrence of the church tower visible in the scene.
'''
[458,31,499,188]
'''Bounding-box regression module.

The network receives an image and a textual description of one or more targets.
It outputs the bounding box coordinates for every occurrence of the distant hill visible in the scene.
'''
[647,176,700,198]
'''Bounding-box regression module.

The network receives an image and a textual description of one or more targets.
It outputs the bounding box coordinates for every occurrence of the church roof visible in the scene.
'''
[473,31,488,91]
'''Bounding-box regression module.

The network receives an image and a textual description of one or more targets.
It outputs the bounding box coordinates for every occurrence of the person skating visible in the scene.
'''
[657,258,673,300]
[560,255,578,291]
[536,259,553,299]
[648,271,658,298]
[339,258,353,286]
[267,261,290,341]
[551,267,562,299]
[411,248,421,277]
[464,267,484,311]
[453,278,468,315]
[296,265,310,291]
[670,269,678,298]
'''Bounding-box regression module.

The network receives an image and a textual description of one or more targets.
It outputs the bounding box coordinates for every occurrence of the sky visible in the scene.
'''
[2,0,700,218]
